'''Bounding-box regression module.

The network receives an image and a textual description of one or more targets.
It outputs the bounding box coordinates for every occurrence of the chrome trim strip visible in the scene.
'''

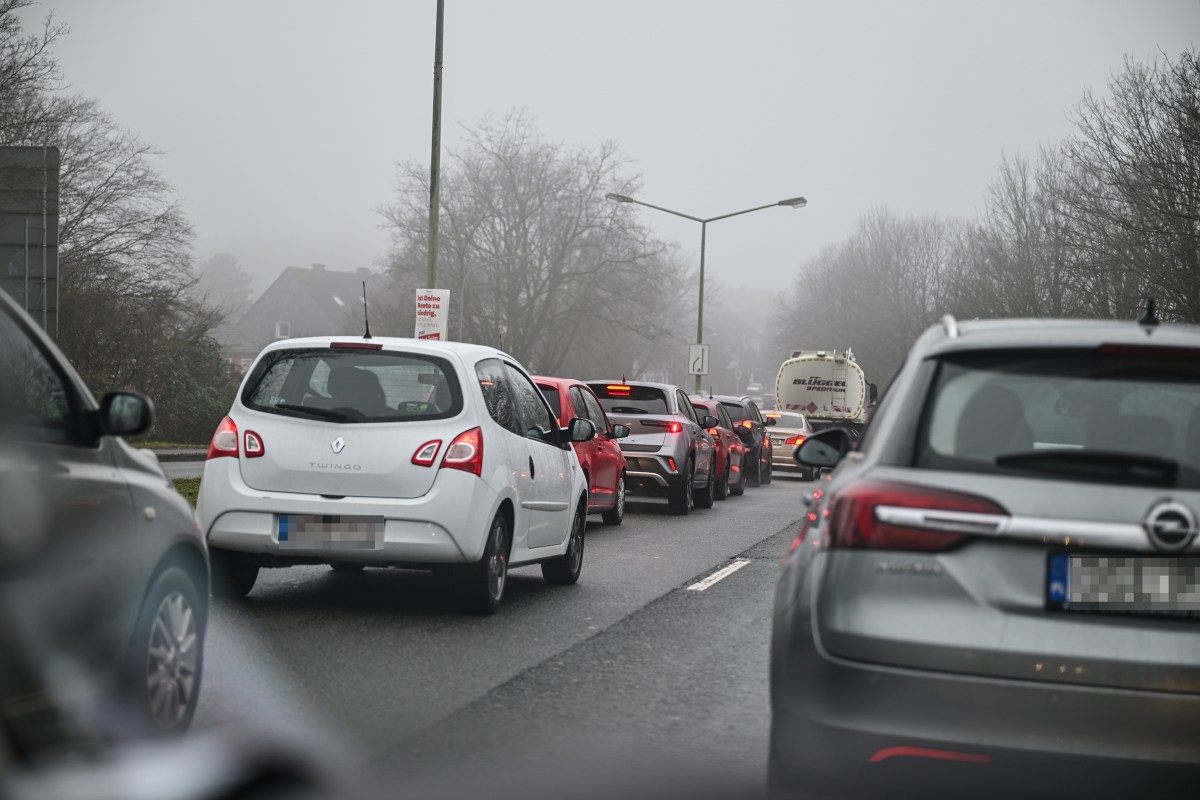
[872,505,1196,552]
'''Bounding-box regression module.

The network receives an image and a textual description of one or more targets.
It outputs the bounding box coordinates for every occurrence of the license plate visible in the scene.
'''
[278,514,383,550]
[771,438,786,447]
[1047,554,1200,616]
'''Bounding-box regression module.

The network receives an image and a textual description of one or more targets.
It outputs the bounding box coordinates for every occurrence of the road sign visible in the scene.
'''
[415,288,449,340]
[688,343,710,376]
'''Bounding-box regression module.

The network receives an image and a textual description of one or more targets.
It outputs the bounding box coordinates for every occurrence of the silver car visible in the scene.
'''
[770,314,1200,797]
[764,411,815,479]
[588,381,718,514]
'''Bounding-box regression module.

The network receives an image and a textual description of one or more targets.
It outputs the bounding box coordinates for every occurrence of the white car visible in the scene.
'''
[196,336,595,613]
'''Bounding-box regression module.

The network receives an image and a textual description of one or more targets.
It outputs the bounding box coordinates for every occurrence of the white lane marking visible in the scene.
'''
[686,558,751,591]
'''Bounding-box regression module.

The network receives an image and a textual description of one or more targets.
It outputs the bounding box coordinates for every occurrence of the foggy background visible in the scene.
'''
[27,0,1200,292]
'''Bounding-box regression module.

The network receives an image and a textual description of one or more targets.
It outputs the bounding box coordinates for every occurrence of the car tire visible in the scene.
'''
[746,451,762,487]
[730,464,745,496]
[601,473,626,526]
[694,458,716,509]
[330,563,365,572]
[668,459,694,515]
[714,463,730,501]
[543,500,586,585]
[462,511,509,614]
[122,565,205,736]
[209,548,259,599]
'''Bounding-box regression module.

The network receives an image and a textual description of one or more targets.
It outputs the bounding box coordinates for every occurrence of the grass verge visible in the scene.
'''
[173,477,201,507]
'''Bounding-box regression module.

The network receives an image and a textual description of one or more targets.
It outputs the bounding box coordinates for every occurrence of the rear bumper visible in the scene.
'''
[198,459,497,565]
[770,583,1200,795]
[621,453,686,497]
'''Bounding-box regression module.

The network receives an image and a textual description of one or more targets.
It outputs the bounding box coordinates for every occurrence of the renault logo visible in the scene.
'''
[1143,500,1196,552]
[331,437,346,454]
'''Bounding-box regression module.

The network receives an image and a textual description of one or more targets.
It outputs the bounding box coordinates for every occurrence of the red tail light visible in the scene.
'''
[605,384,632,395]
[786,435,806,446]
[244,430,265,458]
[643,419,683,433]
[707,427,718,436]
[207,417,239,459]
[440,427,483,476]
[827,480,1006,552]
[412,440,442,467]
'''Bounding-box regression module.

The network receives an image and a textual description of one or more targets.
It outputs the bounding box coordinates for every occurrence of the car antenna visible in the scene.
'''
[1138,298,1159,330]
[361,280,372,339]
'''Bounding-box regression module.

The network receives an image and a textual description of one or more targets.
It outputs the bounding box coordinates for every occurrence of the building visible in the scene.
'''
[220,263,379,372]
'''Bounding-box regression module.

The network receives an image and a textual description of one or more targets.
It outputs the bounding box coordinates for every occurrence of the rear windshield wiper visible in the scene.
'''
[994,450,1179,486]
[273,403,354,423]
[609,406,649,414]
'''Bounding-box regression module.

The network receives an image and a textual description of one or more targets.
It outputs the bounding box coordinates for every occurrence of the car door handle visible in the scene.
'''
[529,456,536,479]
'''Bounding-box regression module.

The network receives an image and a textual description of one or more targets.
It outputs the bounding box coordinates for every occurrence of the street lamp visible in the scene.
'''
[605,192,808,392]
[458,255,519,341]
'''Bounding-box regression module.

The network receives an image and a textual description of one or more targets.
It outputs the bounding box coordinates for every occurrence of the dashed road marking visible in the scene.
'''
[686,558,751,591]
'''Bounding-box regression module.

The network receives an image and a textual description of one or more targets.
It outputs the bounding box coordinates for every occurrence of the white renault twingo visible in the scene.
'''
[196,336,594,613]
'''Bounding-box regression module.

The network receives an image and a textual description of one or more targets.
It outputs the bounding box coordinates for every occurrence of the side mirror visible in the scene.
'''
[764,416,777,427]
[98,391,154,437]
[795,427,851,469]
[565,417,597,444]
[701,415,719,429]
[611,423,631,439]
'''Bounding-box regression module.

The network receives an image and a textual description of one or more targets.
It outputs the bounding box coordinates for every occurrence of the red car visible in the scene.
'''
[690,396,746,499]
[535,376,630,524]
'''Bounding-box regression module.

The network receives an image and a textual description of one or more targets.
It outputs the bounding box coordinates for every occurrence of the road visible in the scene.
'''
[194,476,811,797]
[161,460,204,479]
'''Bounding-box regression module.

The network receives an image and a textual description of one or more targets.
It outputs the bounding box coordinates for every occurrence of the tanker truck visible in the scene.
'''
[774,349,877,446]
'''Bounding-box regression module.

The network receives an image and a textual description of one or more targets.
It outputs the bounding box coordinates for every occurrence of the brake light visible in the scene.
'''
[244,430,265,458]
[440,427,483,476]
[666,457,676,471]
[207,417,239,459]
[643,420,683,433]
[740,420,753,429]
[707,428,718,436]
[786,435,806,446]
[412,440,442,466]
[331,342,383,350]
[605,384,632,395]
[827,480,1006,552]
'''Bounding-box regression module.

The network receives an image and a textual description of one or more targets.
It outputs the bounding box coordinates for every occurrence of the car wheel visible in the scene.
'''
[694,457,716,509]
[462,511,509,614]
[714,462,730,501]
[123,565,205,736]
[746,451,762,487]
[330,563,365,572]
[543,500,586,585]
[668,459,694,515]
[209,548,259,598]
[601,473,626,525]
[730,464,745,496]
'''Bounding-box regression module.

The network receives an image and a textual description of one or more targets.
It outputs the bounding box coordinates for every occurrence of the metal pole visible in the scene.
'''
[426,0,445,289]
[459,268,469,340]
[24,216,29,315]
[695,220,706,394]
[42,146,48,332]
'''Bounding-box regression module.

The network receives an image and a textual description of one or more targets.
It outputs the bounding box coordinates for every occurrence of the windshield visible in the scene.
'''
[918,349,1200,487]
[242,348,462,423]
[589,384,670,415]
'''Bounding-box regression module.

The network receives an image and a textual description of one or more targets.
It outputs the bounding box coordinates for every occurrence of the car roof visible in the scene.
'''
[585,379,680,393]
[257,335,515,364]
[926,317,1200,358]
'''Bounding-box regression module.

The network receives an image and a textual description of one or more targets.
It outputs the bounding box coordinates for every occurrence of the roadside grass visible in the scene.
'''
[173,477,201,507]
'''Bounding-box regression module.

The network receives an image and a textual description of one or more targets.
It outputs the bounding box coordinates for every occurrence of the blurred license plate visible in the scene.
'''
[1047,554,1200,616]
[771,437,786,446]
[278,514,383,550]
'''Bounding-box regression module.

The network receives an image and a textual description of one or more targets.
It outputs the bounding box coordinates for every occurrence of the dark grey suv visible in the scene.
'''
[0,289,208,756]
[771,314,1200,798]
[589,381,718,514]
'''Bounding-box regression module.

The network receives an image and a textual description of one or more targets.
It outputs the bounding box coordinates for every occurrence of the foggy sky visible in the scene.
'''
[26,0,1200,296]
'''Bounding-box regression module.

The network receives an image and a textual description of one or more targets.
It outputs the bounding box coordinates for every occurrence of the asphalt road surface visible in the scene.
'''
[161,459,204,479]
[194,476,811,797]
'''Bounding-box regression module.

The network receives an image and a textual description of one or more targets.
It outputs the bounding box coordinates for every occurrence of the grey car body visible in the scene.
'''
[770,316,1200,797]
[0,289,208,755]
[588,381,716,514]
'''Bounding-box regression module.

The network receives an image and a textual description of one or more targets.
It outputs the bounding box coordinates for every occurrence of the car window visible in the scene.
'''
[0,306,78,444]
[504,363,559,445]
[476,358,523,436]
[747,401,763,423]
[691,403,710,423]
[717,404,734,430]
[677,390,697,422]
[244,347,463,423]
[917,348,1200,487]
[769,412,808,429]
[579,387,610,433]
[721,401,749,423]
[589,384,669,415]
[538,383,562,423]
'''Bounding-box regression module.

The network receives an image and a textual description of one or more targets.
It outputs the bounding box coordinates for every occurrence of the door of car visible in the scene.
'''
[715,403,744,474]
[676,389,712,483]
[504,363,573,549]
[573,385,620,508]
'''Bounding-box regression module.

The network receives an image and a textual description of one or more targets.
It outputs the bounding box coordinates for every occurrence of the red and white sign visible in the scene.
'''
[414,289,449,341]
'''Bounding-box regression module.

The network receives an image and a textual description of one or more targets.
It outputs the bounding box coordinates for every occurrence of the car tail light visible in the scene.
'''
[605,384,632,395]
[707,427,718,436]
[826,480,1006,552]
[244,430,265,458]
[440,427,483,476]
[740,420,753,429]
[786,435,806,446]
[643,419,683,433]
[666,457,676,472]
[207,417,239,459]
[412,440,442,466]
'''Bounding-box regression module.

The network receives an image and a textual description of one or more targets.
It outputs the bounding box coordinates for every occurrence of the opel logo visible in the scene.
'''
[331,437,346,454]
[1142,500,1196,552]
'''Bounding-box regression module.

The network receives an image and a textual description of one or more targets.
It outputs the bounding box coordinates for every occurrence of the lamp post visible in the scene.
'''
[605,192,808,393]
[458,255,519,341]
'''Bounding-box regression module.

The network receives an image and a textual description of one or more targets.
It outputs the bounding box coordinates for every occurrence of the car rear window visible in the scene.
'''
[242,347,463,423]
[589,384,669,415]
[720,402,749,423]
[917,348,1200,487]
[769,412,808,428]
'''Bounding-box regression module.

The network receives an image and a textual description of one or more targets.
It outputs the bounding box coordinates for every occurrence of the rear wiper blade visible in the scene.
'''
[274,403,353,422]
[995,450,1178,486]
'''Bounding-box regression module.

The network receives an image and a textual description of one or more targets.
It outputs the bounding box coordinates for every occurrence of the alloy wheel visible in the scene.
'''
[145,591,198,731]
